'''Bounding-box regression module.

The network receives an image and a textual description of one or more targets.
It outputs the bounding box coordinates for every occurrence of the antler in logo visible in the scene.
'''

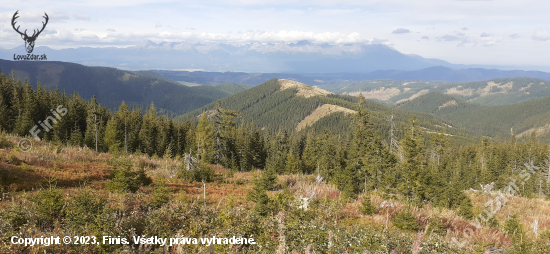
[11,10,49,54]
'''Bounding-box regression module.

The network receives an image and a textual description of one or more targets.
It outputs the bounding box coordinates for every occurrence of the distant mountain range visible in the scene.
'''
[323,77,550,106]
[151,67,550,87]
[2,40,549,73]
[398,92,550,142]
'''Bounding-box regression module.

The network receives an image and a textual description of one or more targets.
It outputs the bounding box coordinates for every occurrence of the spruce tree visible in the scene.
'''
[300,132,317,174]
[504,214,524,242]
[260,167,278,191]
[457,195,474,219]
[150,176,171,207]
[0,94,8,132]
[211,101,239,166]
[399,115,427,203]
[139,103,159,156]
[250,128,266,169]
[284,150,300,174]
[127,108,143,153]
[196,113,215,163]
[14,81,36,137]
[360,197,376,216]
[104,117,121,153]
[68,125,83,146]
[253,188,271,216]
[236,121,252,171]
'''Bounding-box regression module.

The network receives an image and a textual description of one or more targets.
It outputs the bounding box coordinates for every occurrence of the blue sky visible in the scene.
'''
[1,0,550,67]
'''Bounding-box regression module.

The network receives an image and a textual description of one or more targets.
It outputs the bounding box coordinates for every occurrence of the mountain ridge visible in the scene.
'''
[178,79,475,144]
[4,41,549,73]
[397,92,550,142]
[327,77,550,106]
[0,59,248,116]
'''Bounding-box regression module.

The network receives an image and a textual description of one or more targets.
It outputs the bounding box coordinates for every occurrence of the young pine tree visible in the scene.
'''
[139,103,160,156]
[458,194,474,219]
[284,150,300,174]
[399,115,427,203]
[360,197,376,216]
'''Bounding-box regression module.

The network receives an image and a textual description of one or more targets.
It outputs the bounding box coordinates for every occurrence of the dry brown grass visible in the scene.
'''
[2,135,550,252]
[469,191,550,241]
[278,174,341,200]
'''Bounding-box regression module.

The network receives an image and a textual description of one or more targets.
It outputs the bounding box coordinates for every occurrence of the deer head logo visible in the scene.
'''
[11,10,49,54]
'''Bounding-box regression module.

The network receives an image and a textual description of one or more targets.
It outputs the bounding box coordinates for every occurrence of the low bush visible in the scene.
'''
[65,188,106,228]
[0,133,11,149]
[504,214,524,242]
[179,162,214,183]
[150,177,171,207]
[34,185,65,223]
[427,217,447,236]
[106,166,152,193]
[391,210,420,232]
[359,197,376,216]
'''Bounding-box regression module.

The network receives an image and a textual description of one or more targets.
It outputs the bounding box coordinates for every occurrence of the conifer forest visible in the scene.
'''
[1,68,550,254]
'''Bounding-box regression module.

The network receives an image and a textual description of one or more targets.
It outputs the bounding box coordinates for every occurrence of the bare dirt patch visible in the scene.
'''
[477,81,513,97]
[517,124,550,138]
[346,87,401,101]
[446,87,475,97]
[395,89,430,104]
[296,104,356,131]
[438,100,458,110]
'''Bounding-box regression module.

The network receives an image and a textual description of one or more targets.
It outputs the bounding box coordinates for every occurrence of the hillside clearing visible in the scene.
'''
[346,87,401,101]
[278,79,332,98]
[395,89,430,104]
[296,104,356,131]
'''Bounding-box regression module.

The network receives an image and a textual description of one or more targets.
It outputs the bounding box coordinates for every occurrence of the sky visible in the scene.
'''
[1,0,550,67]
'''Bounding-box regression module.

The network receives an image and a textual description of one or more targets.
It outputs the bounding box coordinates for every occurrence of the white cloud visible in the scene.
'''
[0,0,548,66]
[19,29,370,48]
[533,29,550,41]
[237,30,366,44]
[436,31,497,47]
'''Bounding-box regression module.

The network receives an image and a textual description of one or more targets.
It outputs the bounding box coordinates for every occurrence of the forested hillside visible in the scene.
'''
[398,92,550,142]
[2,71,550,253]
[179,79,474,144]
[325,77,550,106]
[0,60,243,116]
